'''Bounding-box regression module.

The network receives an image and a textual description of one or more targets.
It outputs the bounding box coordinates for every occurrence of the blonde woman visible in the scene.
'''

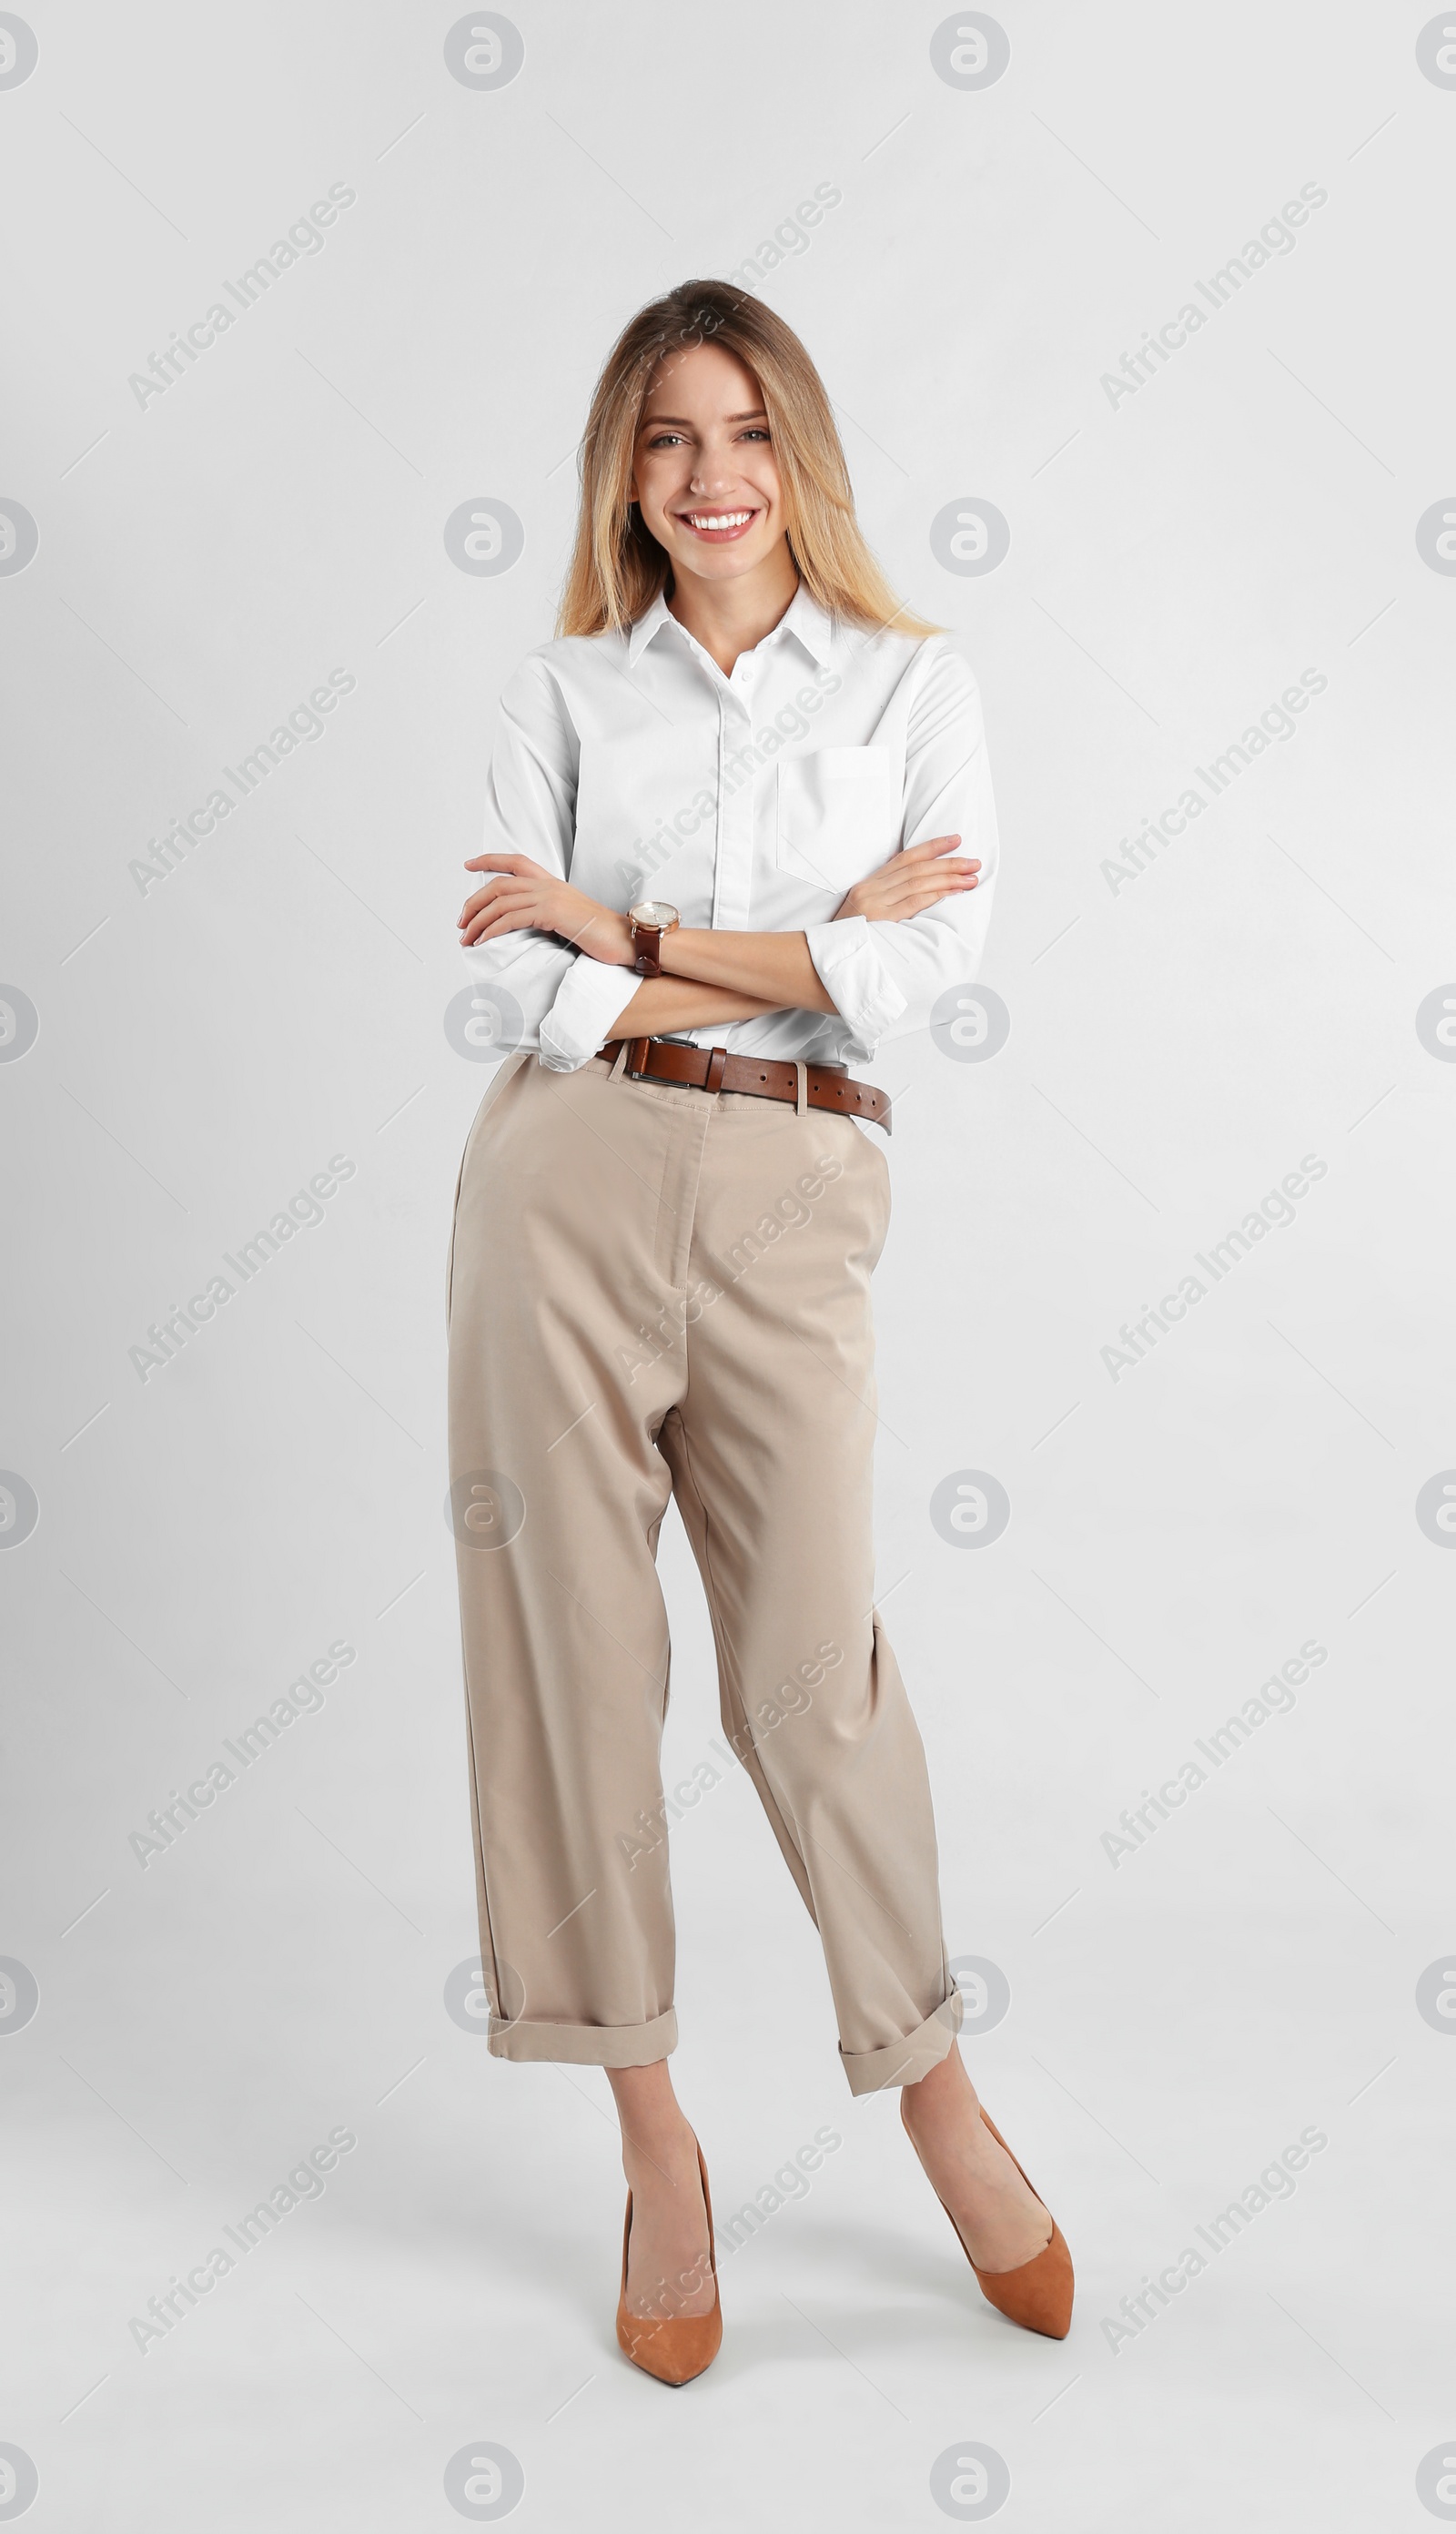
[448,279,1072,2382]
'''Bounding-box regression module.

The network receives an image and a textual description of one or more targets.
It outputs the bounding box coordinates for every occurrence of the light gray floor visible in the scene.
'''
[6,1494,1450,2529]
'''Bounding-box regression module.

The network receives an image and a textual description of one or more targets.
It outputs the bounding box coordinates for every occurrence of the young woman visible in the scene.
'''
[448,279,1072,2383]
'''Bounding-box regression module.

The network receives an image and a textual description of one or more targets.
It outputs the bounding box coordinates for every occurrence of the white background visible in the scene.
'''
[3,4,1454,2527]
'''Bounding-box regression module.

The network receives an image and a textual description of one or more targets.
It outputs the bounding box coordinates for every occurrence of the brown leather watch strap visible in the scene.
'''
[602,1037,892,1134]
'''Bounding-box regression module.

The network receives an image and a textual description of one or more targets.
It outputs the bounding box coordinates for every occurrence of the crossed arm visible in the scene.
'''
[457,836,983,1038]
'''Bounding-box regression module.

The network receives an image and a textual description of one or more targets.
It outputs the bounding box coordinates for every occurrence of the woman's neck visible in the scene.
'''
[664,546,801,678]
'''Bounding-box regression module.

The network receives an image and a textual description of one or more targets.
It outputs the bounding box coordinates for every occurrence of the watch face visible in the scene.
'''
[631,900,679,928]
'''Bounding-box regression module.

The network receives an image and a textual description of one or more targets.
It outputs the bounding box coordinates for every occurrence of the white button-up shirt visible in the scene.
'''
[460,583,998,1072]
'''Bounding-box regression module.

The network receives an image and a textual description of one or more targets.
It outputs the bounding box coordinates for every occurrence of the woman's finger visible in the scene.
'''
[886,854,980,885]
[849,867,977,916]
[888,859,978,885]
[462,908,526,945]
[895,833,964,862]
[460,874,542,916]
[460,887,540,937]
[855,850,979,907]
[459,883,513,923]
[890,867,980,897]
[863,872,979,915]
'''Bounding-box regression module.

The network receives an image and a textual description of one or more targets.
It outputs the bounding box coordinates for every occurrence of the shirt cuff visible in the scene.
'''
[537,954,637,1072]
[804,917,908,1058]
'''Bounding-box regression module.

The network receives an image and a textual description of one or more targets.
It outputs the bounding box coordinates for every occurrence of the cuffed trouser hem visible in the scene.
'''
[839,1986,964,2097]
[487,2007,678,2069]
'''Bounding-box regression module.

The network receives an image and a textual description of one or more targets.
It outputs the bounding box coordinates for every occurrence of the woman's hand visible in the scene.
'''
[459,853,633,965]
[834,833,980,923]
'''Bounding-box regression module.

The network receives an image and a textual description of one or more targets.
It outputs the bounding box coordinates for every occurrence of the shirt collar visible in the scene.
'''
[626,588,674,667]
[626,580,837,673]
[774,583,835,666]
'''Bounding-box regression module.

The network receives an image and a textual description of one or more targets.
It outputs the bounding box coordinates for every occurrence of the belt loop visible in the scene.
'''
[794,1059,808,1119]
[608,1039,629,1080]
[704,1044,728,1096]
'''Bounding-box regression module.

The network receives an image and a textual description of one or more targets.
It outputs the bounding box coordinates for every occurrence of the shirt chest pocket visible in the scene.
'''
[775,745,900,892]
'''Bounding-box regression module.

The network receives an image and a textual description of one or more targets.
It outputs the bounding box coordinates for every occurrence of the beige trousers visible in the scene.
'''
[446,1049,963,2096]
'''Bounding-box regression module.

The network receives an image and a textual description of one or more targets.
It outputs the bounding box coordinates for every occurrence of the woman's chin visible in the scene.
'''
[669,533,781,585]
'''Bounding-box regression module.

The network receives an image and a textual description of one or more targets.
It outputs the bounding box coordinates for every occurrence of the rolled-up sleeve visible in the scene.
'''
[538,952,639,1069]
[460,654,634,1069]
[804,640,999,1058]
[804,916,907,1049]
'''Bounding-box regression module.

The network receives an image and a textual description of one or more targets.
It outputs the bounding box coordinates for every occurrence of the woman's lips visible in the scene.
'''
[675,507,761,542]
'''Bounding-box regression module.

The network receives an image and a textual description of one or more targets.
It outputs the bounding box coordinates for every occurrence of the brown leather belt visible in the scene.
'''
[601,1037,892,1134]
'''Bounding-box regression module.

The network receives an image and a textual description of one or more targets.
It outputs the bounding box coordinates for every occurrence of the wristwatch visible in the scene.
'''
[628,899,681,978]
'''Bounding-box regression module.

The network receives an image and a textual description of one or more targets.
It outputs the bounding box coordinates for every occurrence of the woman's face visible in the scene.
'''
[629,340,788,591]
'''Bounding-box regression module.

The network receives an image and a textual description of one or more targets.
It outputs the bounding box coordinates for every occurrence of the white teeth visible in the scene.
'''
[685,511,753,529]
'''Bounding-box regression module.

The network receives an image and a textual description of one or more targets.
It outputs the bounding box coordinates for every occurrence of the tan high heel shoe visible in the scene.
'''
[615,2136,723,2386]
[903,2095,1075,2340]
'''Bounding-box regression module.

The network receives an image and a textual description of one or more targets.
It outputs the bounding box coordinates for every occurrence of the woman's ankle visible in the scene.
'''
[621,2116,699,2174]
[904,2043,977,2123]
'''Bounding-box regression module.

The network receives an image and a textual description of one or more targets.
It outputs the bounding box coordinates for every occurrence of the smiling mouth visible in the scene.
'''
[676,508,760,540]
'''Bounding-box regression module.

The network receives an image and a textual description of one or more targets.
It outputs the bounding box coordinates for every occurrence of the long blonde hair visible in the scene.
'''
[557,279,942,641]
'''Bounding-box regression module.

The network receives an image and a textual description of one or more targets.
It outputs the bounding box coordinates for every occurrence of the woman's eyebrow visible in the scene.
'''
[640,409,768,428]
